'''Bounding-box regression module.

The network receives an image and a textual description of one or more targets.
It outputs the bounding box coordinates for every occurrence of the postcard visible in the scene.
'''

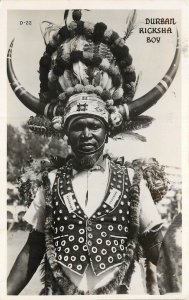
[0,1,189,299]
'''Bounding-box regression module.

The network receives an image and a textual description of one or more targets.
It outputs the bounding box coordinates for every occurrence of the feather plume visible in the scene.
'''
[58,74,67,91]
[100,72,109,89]
[110,116,154,140]
[63,70,75,88]
[123,10,137,41]
[61,39,72,57]
[110,87,116,96]
[105,76,112,90]
[92,69,101,86]
[59,69,78,91]
[70,37,89,84]
[70,36,87,52]
[73,61,89,84]
[64,10,69,25]
[40,21,60,45]
[113,132,147,142]
[124,116,154,131]
[134,71,142,94]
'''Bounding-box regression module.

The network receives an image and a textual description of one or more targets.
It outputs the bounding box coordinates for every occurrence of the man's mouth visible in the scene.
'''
[79,143,96,151]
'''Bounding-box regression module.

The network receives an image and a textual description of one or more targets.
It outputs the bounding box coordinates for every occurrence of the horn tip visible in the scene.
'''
[10,38,15,48]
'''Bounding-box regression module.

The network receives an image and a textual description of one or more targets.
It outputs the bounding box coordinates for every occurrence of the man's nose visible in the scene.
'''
[82,127,91,138]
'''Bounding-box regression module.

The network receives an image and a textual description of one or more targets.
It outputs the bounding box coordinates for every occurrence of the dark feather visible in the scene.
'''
[135,71,142,93]
[124,116,154,131]
[113,131,147,142]
[111,116,154,140]
[64,10,69,25]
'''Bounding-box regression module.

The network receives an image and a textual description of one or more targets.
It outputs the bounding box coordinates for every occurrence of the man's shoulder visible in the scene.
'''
[108,155,134,183]
[108,155,169,203]
[18,155,72,207]
[108,155,133,170]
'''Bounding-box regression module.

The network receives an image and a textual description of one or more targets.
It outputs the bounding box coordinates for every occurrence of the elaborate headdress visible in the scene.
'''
[7,10,180,138]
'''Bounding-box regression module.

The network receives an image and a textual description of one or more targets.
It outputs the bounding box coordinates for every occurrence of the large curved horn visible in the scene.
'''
[7,39,44,114]
[128,30,180,118]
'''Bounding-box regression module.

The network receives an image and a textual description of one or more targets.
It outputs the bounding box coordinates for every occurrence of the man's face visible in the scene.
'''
[68,116,107,156]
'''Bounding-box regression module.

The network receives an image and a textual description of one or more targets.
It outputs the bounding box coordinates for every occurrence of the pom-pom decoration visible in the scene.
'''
[110,110,123,127]
[52,116,63,131]
[72,10,82,21]
[93,22,107,43]
[112,87,124,100]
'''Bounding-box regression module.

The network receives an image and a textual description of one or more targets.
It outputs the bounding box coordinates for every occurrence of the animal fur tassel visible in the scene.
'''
[145,259,159,294]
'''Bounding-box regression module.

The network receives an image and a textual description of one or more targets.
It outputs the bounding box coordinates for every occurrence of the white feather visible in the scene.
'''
[70,36,87,52]
[63,40,72,56]
[63,70,73,88]
[58,70,73,91]
[58,74,67,91]
[105,76,112,90]
[73,61,88,84]
[110,87,115,96]
[69,36,89,84]
[40,21,60,45]
[100,72,109,89]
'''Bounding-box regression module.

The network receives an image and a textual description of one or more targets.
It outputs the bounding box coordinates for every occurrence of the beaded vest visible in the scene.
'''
[50,159,135,276]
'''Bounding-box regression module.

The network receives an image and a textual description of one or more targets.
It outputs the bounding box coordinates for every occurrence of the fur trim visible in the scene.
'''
[145,259,159,295]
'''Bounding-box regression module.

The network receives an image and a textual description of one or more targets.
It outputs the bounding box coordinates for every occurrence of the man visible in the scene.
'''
[7,10,180,294]
[7,102,163,295]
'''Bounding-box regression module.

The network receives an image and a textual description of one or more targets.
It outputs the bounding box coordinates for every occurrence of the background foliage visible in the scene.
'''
[7,124,69,183]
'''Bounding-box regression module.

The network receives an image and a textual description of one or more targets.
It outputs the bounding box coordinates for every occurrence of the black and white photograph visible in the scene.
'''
[0,1,188,298]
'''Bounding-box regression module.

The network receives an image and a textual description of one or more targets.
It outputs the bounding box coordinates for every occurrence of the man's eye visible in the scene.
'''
[70,125,82,131]
[91,124,100,130]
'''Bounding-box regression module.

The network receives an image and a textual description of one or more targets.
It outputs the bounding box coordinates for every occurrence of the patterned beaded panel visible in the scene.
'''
[52,159,131,275]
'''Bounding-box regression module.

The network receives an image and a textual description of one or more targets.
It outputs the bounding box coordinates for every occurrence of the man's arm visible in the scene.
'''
[7,230,45,295]
[138,223,163,265]
[138,178,164,265]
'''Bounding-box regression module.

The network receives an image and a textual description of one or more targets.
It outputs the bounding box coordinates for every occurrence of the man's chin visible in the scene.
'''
[79,155,98,169]
[73,149,104,170]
